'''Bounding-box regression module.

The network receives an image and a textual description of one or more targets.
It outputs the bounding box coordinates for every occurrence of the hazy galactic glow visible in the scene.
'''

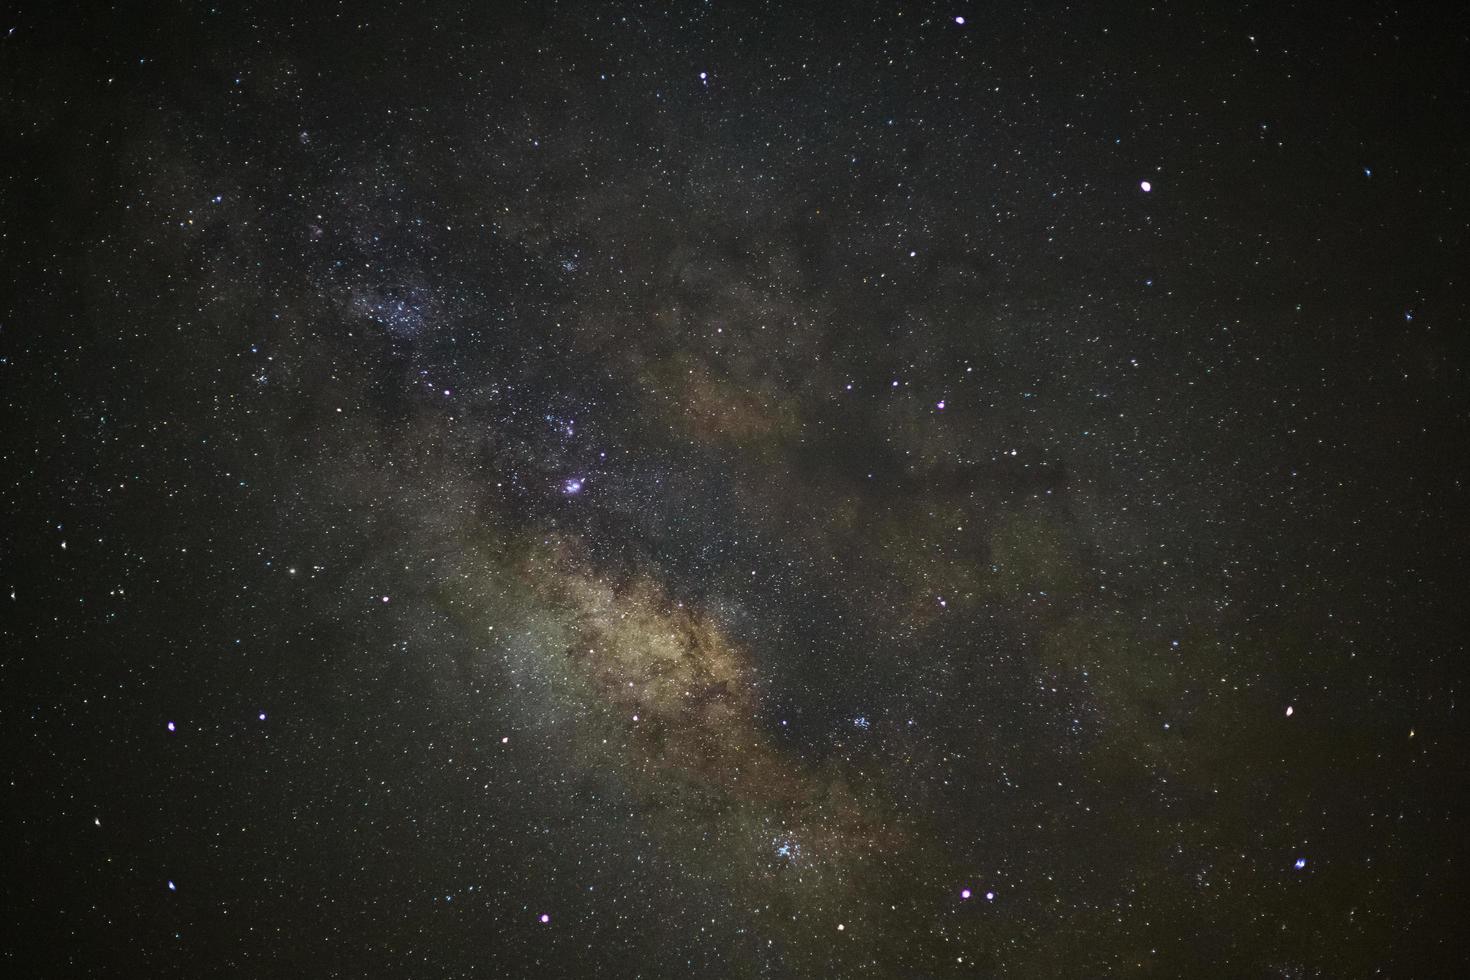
[19,10,1453,976]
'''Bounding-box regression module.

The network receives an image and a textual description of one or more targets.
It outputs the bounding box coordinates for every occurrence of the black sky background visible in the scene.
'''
[4,2,1469,976]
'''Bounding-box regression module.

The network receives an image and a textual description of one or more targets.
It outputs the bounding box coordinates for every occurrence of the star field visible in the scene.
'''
[4,2,1468,976]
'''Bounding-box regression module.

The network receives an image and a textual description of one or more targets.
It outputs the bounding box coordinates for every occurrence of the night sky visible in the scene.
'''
[5,2,1468,976]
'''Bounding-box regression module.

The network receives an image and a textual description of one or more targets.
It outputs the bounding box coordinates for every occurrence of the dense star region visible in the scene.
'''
[4,2,1468,976]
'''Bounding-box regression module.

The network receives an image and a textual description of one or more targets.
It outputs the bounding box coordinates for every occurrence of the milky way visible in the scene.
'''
[6,3,1467,976]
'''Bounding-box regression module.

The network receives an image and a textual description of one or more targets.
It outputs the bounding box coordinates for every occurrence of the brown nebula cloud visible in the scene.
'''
[510,536,921,947]
[522,536,899,833]
[637,353,802,446]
